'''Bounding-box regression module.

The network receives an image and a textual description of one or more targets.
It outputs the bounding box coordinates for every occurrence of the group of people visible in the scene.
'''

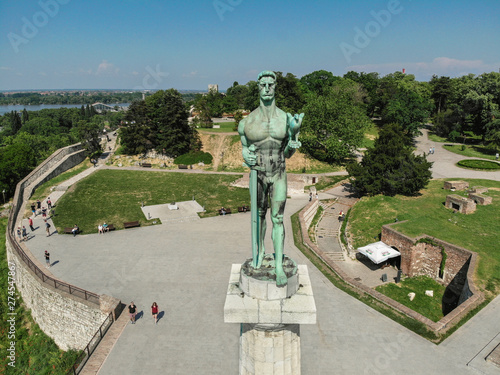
[429,147,436,155]
[128,302,160,325]
[98,223,109,234]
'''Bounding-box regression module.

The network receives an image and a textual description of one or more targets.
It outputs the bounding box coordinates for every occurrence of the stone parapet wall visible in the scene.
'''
[6,240,108,350]
[6,142,120,351]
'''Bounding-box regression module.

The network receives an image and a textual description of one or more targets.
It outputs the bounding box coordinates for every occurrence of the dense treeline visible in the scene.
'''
[189,70,500,149]
[0,91,143,106]
[0,106,123,199]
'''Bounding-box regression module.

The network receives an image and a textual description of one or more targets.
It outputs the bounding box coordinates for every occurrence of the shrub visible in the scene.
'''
[174,151,213,165]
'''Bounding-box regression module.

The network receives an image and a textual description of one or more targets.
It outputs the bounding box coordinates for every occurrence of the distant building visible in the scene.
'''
[208,84,219,93]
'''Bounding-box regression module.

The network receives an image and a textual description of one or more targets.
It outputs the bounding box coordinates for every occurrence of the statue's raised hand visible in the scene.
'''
[287,113,304,149]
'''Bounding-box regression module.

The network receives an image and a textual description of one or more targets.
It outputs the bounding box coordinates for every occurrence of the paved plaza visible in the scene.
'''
[19,130,500,374]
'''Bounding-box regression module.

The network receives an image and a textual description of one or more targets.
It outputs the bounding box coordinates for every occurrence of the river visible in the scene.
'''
[0,103,130,115]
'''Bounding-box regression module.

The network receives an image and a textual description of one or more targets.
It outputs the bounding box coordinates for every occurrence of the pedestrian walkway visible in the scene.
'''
[16,134,500,374]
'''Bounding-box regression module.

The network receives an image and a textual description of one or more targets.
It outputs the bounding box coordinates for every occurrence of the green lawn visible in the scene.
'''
[376,276,446,322]
[427,132,448,142]
[31,160,93,201]
[443,144,499,160]
[198,122,236,133]
[457,159,500,170]
[348,179,500,294]
[52,170,249,233]
[305,175,347,192]
[361,123,380,148]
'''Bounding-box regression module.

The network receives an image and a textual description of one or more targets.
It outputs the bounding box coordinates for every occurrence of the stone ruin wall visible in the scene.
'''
[6,143,119,350]
[381,224,472,287]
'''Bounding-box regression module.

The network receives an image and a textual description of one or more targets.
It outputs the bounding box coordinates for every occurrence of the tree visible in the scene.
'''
[343,71,379,116]
[347,123,432,197]
[301,78,371,163]
[274,72,306,113]
[300,70,339,96]
[430,75,453,114]
[75,120,102,157]
[123,89,198,157]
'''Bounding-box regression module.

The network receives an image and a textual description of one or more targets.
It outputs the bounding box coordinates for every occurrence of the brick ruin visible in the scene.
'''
[443,183,492,213]
[381,223,478,314]
[445,194,476,214]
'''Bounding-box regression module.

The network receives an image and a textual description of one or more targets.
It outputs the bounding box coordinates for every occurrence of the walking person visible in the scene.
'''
[47,197,52,210]
[22,226,27,241]
[151,302,159,324]
[41,207,47,219]
[31,203,36,217]
[16,227,22,242]
[128,302,137,324]
[45,250,50,268]
[28,217,34,231]
[36,199,41,213]
[45,220,51,237]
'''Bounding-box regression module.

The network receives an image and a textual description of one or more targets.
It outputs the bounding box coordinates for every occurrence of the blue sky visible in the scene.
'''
[0,0,499,90]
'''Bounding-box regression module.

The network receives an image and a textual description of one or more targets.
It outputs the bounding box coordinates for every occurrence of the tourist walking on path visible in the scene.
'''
[31,203,36,217]
[151,302,159,324]
[28,217,34,231]
[47,197,52,210]
[129,302,137,324]
[22,226,27,241]
[36,199,41,213]
[16,227,22,242]
[42,207,47,219]
[45,250,50,268]
[45,220,51,237]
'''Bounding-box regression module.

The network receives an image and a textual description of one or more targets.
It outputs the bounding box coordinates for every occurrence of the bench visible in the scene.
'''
[178,164,188,169]
[107,224,115,231]
[123,221,140,229]
[140,163,152,168]
[218,208,231,215]
[64,227,79,234]
[238,206,250,213]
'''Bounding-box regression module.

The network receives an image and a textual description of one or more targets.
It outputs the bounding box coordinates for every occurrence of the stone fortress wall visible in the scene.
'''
[6,144,120,351]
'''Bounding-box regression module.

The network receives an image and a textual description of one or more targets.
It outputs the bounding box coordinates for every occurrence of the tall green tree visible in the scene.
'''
[75,120,102,157]
[301,78,371,163]
[300,70,339,96]
[343,71,380,116]
[347,123,432,197]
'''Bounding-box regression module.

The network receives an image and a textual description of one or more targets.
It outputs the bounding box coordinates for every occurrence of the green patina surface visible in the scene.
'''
[238,70,303,286]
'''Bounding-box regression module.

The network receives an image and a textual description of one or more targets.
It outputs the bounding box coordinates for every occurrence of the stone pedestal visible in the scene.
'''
[224,259,316,374]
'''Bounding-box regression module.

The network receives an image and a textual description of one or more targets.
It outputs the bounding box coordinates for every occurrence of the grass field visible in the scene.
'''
[52,170,249,233]
[31,160,93,201]
[361,123,380,148]
[348,178,500,294]
[197,122,236,133]
[443,144,499,160]
[376,276,446,322]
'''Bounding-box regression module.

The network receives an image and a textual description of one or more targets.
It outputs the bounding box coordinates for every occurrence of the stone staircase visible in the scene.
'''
[316,200,345,261]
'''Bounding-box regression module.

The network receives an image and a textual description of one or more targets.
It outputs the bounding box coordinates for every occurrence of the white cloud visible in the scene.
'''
[0,66,13,71]
[96,60,119,76]
[347,57,499,79]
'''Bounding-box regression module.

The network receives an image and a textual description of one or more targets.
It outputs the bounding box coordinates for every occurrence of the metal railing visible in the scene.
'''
[66,312,115,375]
[7,227,99,303]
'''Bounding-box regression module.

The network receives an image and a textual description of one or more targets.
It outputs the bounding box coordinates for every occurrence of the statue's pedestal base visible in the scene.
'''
[224,262,316,374]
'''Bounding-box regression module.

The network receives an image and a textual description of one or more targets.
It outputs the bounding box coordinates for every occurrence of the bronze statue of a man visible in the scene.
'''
[238,70,303,286]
